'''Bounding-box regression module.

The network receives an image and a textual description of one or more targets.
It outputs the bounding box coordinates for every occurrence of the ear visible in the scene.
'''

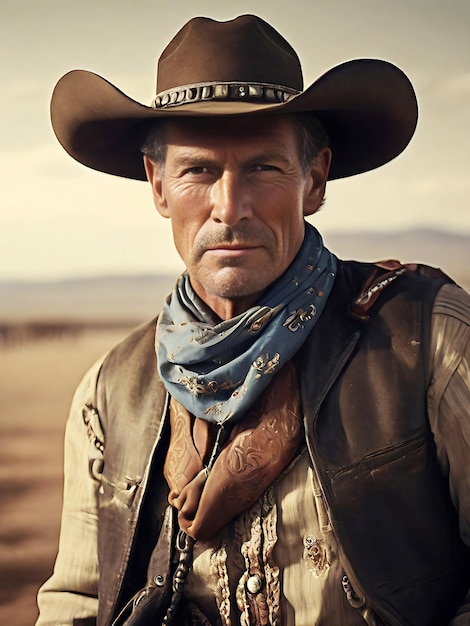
[303,147,332,216]
[143,154,170,218]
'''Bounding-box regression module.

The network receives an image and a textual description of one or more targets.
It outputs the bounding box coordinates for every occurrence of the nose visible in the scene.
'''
[210,173,252,226]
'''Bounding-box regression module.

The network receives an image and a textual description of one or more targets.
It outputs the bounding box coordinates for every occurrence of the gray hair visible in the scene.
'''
[141,121,167,170]
[292,113,330,174]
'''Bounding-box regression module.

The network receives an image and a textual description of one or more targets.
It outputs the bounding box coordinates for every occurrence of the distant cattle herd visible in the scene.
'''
[0,322,84,347]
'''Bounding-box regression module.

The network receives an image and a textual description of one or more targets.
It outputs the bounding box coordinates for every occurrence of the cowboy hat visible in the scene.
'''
[50,14,418,181]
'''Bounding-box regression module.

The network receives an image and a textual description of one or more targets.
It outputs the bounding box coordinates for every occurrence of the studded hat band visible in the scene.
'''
[152,81,301,109]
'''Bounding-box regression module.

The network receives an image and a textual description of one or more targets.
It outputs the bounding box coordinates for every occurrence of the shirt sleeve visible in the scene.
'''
[426,282,470,624]
[35,356,106,626]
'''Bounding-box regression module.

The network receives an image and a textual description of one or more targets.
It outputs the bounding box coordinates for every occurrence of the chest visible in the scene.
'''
[185,451,364,626]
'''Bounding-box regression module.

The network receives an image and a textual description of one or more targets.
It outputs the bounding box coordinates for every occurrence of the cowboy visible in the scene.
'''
[36,14,470,626]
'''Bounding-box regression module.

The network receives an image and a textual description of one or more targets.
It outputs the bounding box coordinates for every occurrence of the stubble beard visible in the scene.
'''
[190,225,276,301]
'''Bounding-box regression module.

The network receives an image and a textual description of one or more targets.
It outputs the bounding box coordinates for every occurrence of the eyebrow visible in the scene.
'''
[246,151,293,167]
[170,152,215,168]
[169,149,294,169]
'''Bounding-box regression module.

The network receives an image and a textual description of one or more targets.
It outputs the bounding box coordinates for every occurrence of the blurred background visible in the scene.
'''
[1,0,469,623]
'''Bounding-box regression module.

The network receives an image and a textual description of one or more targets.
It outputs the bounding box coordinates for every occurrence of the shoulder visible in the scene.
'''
[429,283,470,387]
[337,258,454,290]
[101,317,158,371]
[334,259,453,321]
[433,282,470,325]
[97,316,162,396]
[63,319,161,442]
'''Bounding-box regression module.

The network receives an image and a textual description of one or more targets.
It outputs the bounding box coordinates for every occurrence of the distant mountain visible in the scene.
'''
[1,229,468,323]
[323,228,469,288]
[0,274,176,323]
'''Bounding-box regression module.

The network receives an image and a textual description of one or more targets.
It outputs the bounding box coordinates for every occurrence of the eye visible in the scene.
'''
[184,166,209,175]
[251,163,279,174]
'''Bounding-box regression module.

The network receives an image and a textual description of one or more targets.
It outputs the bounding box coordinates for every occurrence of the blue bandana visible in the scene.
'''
[155,223,337,424]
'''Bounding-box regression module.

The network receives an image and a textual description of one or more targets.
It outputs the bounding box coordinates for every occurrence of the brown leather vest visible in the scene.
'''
[89,261,469,626]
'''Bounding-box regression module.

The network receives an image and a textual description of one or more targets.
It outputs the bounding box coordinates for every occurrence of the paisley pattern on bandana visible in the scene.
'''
[155,223,337,423]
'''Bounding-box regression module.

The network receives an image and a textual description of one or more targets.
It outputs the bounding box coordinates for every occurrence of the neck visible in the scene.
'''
[212,297,259,321]
[189,279,263,320]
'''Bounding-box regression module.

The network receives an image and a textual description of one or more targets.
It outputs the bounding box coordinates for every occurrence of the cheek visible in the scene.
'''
[170,219,192,260]
[165,203,204,263]
[275,214,305,261]
[171,218,209,270]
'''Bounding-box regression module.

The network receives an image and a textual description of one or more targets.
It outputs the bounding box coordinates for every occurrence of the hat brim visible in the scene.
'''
[50,58,417,181]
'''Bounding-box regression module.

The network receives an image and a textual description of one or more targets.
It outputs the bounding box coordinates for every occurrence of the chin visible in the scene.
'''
[204,271,274,301]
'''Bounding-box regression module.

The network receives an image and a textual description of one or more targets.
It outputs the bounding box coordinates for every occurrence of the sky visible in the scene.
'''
[1,0,469,280]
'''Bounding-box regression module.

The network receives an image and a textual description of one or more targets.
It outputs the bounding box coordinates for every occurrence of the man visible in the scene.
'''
[37,14,470,626]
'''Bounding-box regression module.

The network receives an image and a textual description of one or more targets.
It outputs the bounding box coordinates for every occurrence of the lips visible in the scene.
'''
[209,243,258,250]
[206,243,262,255]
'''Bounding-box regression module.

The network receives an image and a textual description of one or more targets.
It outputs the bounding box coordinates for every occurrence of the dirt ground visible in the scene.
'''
[0,327,134,625]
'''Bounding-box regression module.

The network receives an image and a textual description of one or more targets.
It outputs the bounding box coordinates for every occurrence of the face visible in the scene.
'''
[144,114,331,319]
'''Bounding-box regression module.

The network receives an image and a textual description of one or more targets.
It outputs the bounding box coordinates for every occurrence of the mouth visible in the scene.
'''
[196,227,269,260]
[206,244,262,256]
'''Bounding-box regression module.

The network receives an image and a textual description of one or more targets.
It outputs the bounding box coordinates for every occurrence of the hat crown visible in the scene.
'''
[51,14,418,181]
[156,15,304,94]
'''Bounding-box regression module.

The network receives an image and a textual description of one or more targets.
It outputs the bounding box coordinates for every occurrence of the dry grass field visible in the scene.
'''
[0,326,135,625]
